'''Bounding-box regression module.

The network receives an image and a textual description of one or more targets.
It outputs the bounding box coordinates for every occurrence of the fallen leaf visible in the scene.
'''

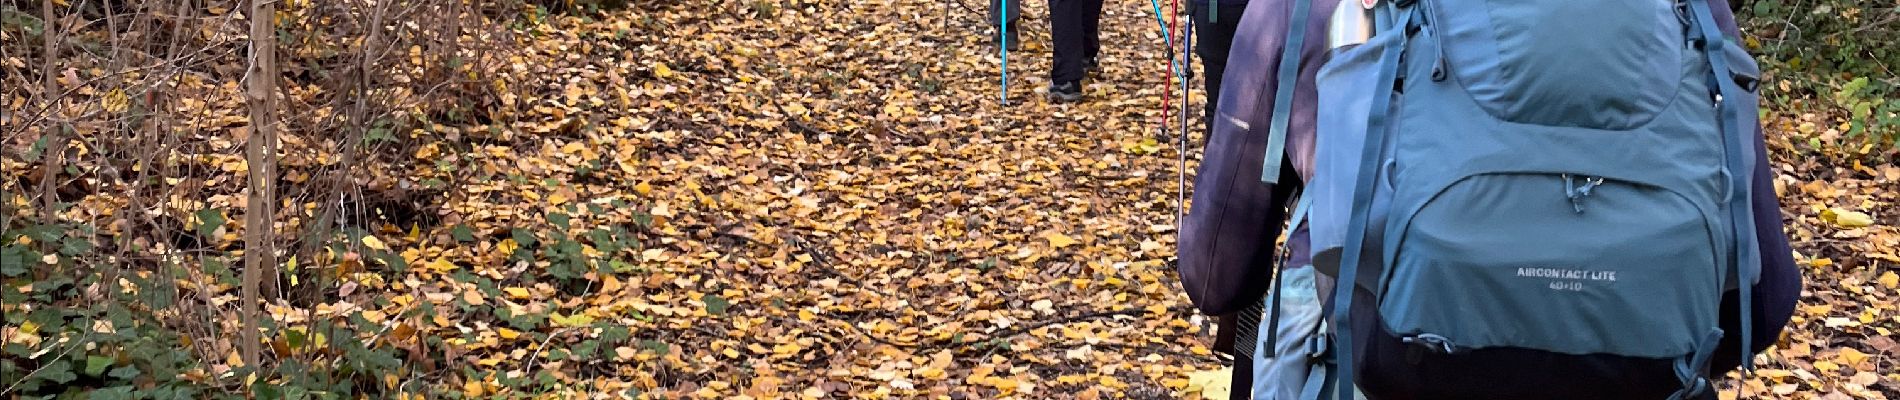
[361,235,388,250]
[1823,208,1875,228]
[1185,367,1232,400]
[1045,232,1078,248]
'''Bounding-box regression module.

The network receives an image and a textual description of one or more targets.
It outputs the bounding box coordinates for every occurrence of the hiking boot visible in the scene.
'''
[1048,80,1083,102]
[995,24,1022,51]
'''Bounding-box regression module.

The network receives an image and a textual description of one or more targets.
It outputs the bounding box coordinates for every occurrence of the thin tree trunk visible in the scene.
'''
[38,0,61,230]
[41,0,56,98]
[241,0,279,370]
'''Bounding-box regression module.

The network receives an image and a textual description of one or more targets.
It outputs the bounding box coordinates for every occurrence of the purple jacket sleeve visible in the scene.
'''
[1177,0,1339,315]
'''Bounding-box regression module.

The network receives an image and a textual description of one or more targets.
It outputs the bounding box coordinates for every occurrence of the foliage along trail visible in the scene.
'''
[379,1,1218,397]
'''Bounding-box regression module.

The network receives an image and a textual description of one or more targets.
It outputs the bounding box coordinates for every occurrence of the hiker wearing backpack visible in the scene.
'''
[1176,0,1339,397]
[1184,0,1801,398]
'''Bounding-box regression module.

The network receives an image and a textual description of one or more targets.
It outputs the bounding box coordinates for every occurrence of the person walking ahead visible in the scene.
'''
[1046,0,1103,102]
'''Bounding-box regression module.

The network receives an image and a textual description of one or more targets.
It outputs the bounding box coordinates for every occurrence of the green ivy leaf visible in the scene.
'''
[599,325,631,343]
[85,355,113,376]
[638,339,668,355]
[195,208,226,238]
[573,340,600,358]
[108,364,141,380]
[0,245,30,276]
[512,228,538,248]
[40,359,77,384]
[90,386,137,400]
[703,294,729,316]
[451,224,476,242]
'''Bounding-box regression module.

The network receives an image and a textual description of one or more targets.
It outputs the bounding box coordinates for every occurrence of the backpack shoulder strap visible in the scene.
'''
[1260,0,1319,184]
[1686,0,1761,383]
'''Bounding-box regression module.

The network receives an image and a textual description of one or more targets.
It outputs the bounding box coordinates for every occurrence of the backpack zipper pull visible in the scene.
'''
[1402,333,1461,354]
[1564,174,1607,213]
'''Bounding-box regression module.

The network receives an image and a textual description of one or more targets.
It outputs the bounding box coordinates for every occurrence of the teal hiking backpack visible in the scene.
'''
[1262,0,1769,398]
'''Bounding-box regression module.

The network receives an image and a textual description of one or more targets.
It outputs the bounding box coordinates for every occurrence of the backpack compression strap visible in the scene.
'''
[1328,5,1416,400]
[1686,0,1762,384]
[1258,0,1317,184]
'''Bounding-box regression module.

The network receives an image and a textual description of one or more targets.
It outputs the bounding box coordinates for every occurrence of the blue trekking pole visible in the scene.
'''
[1147,0,1179,78]
[1000,0,1010,105]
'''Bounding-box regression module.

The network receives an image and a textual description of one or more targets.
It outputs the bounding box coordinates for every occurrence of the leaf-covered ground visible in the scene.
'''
[8,0,1895,398]
[331,1,1900,398]
[340,1,1899,397]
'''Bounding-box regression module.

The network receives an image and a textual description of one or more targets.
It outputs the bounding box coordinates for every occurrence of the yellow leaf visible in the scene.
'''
[550,312,594,327]
[1823,207,1875,228]
[1185,367,1232,400]
[1879,271,1898,289]
[285,255,299,287]
[361,310,386,323]
[360,235,388,250]
[497,238,519,257]
[1137,137,1162,154]
[635,181,653,196]
[548,191,569,206]
[1840,347,1870,368]
[101,88,129,113]
[497,328,520,340]
[463,379,484,397]
[1045,232,1078,248]
[504,287,531,299]
[652,62,675,79]
[984,376,1021,392]
[425,258,457,273]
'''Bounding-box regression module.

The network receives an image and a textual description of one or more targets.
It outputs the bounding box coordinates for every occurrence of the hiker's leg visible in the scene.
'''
[1049,0,1101,84]
[1253,265,1325,400]
[1191,2,1249,129]
[991,0,1023,50]
[1083,0,1101,61]
[1231,155,1307,396]
[1225,305,1262,400]
[989,0,1020,27]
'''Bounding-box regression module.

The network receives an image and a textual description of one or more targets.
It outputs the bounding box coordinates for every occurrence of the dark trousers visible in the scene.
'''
[1050,0,1103,84]
[989,0,1020,26]
[1193,2,1250,132]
